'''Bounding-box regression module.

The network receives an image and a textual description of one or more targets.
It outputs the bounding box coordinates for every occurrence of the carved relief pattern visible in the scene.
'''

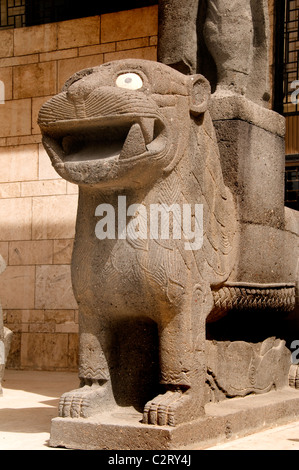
[211,285,296,322]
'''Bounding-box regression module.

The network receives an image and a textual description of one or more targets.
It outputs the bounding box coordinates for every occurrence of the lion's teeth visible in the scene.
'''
[139,118,155,145]
[119,123,146,159]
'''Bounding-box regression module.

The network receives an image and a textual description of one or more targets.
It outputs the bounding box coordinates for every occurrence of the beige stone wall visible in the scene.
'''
[0,6,158,371]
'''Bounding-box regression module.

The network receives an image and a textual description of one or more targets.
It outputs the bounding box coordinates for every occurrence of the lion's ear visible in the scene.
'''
[189,75,211,116]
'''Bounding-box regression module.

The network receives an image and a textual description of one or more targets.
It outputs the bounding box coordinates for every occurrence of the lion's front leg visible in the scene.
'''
[143,301,207,427]
[59,310,115,418]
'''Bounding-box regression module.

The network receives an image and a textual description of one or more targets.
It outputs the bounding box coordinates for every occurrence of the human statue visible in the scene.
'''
[158,0,271,106]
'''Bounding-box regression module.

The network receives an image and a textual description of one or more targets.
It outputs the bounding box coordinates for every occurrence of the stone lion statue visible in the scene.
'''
[38,59,298,428]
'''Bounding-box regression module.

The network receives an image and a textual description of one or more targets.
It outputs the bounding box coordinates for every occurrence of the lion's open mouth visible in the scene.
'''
[42,115,167,165]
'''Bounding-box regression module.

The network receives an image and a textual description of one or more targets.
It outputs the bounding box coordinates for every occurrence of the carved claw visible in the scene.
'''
[143,390,190,427]
[58,383,106,418]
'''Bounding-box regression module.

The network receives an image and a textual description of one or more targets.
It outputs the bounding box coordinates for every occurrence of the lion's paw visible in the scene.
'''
[143,390,191,427]
[58,384,106,418]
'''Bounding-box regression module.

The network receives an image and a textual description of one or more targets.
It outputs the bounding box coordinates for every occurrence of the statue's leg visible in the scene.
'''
[158,0,199,74]
[246,0,271,105]
[58,308,115,418]
[143,296,207,426]
[204,0,254,96]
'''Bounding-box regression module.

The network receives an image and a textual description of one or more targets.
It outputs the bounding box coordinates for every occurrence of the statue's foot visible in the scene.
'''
[143,389,198,427]
[58,380,108,418]
[212,84,246,99]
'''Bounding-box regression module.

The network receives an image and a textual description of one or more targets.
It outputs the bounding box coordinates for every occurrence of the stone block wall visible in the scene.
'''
[0,6,158,371]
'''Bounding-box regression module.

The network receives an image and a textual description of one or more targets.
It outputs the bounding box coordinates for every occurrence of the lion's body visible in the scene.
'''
[39,59,298,426]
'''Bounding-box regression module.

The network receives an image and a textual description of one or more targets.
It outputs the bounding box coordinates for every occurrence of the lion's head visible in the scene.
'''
[38,59,210,189]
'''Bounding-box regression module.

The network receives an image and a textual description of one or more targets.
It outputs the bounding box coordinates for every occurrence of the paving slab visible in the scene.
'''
[206,422,299,450]
[0,369,78,450]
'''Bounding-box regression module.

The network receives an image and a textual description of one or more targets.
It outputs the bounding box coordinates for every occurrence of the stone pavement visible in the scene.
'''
[1,369,299,450]
[0,369,78,450]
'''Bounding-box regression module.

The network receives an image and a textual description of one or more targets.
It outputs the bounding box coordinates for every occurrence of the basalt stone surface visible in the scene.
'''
[38,58,299,449]
[158,0,270,107]
[39,59,237,428]
[207,95,299,318]
[49,389,299,450]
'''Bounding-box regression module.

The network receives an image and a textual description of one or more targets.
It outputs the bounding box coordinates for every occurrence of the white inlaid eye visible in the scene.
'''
[116,73,143,90]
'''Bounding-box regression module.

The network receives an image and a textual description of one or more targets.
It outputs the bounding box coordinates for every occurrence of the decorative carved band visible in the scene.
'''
[79,366,108,381]
[211,284,296,320]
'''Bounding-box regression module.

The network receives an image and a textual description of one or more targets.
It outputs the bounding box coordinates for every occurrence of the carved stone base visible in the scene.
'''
[205,338,291,402]
[49,388,299,450]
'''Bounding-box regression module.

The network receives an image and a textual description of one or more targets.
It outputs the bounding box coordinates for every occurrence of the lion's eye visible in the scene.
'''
[116,73,143,90]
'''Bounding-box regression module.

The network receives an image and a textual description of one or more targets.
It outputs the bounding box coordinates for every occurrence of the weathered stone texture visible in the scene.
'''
[101,6,158,43]
[38,53,298,449]
[35,265,78,310]
[0,30,13,58]
[0,100,31,137]
[158,0,271,106]
[57,17,100,49]
[0,67,12,100]
[0,198,32,241]
[14,62,57,99]
[9,240,53,265]
[0,144,38,182]
[14,23,57,56]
